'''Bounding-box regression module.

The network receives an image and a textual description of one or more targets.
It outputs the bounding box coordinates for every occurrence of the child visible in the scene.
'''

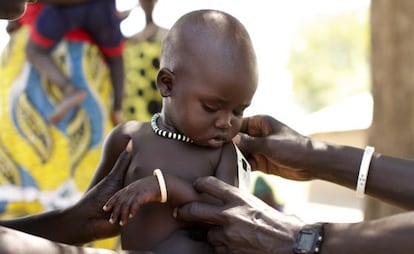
[25,0,125,126]
[89,9,258,253]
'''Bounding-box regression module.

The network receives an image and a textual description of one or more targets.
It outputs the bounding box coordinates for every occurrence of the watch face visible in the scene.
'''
[293,223,324,254]
[297,231,316,251]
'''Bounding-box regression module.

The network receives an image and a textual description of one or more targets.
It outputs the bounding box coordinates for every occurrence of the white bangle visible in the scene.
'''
[153,169,167,203]
[356,146,375,197]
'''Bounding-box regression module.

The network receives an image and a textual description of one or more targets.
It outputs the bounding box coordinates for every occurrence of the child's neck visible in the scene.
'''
[151,113,194,143]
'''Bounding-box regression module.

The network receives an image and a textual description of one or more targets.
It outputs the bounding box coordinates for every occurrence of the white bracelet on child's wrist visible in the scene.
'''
[153,168,167,203]
[356,146,375,197]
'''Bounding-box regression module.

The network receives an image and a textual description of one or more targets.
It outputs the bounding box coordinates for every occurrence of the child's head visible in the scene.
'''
[156,9,258,148]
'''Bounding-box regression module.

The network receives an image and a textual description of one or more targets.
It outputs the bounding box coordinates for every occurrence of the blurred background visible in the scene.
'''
[1,0,410,248]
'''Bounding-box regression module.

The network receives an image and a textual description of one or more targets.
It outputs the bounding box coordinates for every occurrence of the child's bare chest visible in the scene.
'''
[124,134,221,186]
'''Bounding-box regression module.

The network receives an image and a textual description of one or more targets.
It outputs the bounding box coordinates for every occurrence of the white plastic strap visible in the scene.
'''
[356,146,375,197]
[153,169,167,203]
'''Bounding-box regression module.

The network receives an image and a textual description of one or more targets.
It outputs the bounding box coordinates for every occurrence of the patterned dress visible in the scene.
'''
[0,16,167,251]
[122,27,167,121]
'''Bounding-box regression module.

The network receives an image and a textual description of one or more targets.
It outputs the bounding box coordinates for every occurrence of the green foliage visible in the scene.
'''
[288,10,370,113]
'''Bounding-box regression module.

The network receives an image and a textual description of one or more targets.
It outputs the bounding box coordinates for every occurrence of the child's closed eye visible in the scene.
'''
[202,104,219,113]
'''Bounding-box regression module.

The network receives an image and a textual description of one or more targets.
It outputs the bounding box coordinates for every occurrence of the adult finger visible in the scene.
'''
[239,115,271,136]
[207,226,226,247]
[175,202,227,225]
[209,229,229,254]
[213,245,228,254]
[193,176,240,203]
[106,143,132,179]
[239,116,251,134]
[84,147,131,205]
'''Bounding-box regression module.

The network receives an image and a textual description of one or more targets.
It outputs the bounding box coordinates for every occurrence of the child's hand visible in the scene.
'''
[103,175,161,226]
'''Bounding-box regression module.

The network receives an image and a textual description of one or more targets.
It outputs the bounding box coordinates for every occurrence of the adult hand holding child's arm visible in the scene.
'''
[175,176,302,254]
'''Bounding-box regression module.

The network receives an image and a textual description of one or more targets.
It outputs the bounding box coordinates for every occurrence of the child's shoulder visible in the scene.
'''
[110,120,148,137]
[122,119,145,127]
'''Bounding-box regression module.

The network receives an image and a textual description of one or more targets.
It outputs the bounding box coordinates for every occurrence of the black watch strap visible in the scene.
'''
[292,222,325,254]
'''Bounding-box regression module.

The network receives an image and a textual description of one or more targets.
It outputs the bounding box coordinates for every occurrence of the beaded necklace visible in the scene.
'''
[151,113,194,143]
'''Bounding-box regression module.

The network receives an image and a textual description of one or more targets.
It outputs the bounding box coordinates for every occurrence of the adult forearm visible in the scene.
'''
[0,207,93,244]
[0,226,152,254]
[305,140,414,209]
[322,211,414,254]
[303,140,361,190]
[240,115,414,209]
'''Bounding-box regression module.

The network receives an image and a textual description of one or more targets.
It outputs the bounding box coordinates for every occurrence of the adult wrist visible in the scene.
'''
[300,138,325,179]
[307,141,363,189]
[61,204,95,244]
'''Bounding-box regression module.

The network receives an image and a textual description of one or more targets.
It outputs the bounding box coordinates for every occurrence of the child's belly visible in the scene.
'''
[153,228,213,254]
[120,203,212,253]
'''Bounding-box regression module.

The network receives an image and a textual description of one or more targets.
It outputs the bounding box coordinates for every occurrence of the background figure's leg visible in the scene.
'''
[26,40,87,124]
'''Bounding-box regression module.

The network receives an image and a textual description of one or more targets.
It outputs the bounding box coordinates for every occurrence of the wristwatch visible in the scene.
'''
[292,223,325,254]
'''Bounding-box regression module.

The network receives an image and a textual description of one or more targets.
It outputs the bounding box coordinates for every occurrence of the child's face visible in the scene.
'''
[162,55,257,149]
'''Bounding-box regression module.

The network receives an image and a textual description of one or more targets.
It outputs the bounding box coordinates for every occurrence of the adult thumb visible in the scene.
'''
[105,140,132,184]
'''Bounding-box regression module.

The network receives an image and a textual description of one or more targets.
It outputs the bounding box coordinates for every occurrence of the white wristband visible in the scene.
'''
[356,146,375,197]
[153,169,167,203]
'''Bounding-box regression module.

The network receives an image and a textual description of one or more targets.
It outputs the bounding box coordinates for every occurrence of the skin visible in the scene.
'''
[3,2,413,252]
[4,2,413,254]
[24,1,124,126]
[0,145,154,253]
[131,0,168,43]
[0,148,131,244]
[0,223,154,254]
[175,114,414,253]
[237,115,414,209]
[88,9,258,253]
[0,1,129,253]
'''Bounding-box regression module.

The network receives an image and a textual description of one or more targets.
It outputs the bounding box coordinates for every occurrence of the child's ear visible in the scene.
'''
[156,68,175,97]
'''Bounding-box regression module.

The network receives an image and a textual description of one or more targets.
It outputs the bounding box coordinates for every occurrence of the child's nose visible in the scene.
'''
[215,112,232,129]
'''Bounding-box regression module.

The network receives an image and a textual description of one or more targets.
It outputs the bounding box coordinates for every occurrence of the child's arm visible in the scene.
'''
[214,143,240,186]
[103,172,200,226]
[103,143,240,227]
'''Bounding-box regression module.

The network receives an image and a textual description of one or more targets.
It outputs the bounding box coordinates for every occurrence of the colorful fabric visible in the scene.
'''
[122,39,163,121]
[0,25,161,249]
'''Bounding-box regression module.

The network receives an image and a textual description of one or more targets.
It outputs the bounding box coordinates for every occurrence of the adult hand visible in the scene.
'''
[175,176,303,254]
[6,20,22,34]
[111,110,123,127]
[234,114,313,181]
[0,143,132,244]
[70,143,132,240]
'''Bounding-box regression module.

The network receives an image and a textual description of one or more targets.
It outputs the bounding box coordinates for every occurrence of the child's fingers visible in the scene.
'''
[109,205,121,225]
[119,195,138,225]
[119,203,132,226]
[102,194,118,212]
[102,200,113,212]
[128,197,145,219]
